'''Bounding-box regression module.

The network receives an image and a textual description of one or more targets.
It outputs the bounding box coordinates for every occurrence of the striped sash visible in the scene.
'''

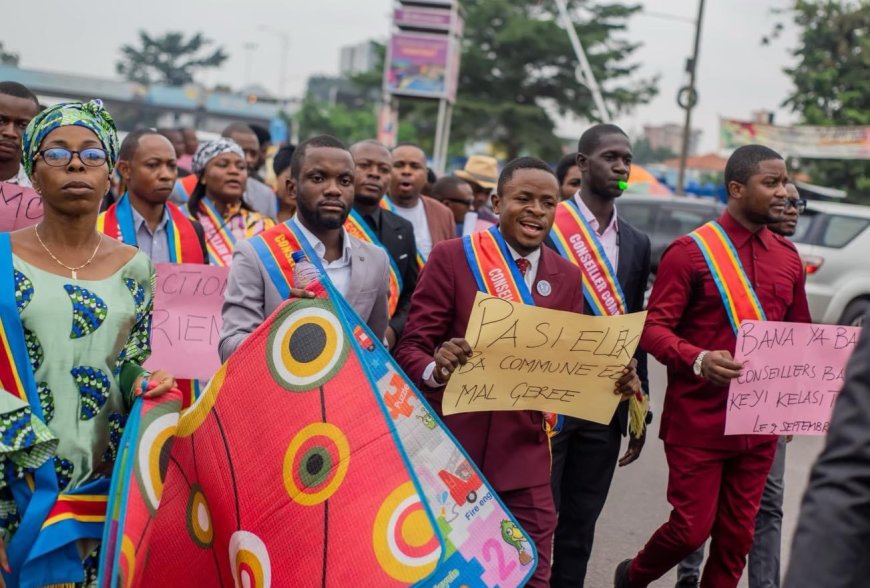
[249,222,306,299]
[344,209,403,317]
[689,221,767,334]
[193,198,237,267]
[98,195,205,264]
[550,199,627,316]
[463,226,534,305]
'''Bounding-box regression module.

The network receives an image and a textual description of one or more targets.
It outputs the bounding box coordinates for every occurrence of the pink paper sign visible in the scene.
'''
[0,182,43,232]
[144,263,229,380]
[725,320,859,436]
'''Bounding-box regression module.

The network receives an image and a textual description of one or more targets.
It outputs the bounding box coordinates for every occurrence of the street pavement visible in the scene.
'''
[583,359,827,587]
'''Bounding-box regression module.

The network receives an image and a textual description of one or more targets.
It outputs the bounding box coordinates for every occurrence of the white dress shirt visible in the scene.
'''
[391,198,433,258]
[573,192,619,268]
[6,165,31,188]
[293,215,353,296]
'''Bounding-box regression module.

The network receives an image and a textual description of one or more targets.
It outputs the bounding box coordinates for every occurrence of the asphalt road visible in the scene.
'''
[582,359,827,588]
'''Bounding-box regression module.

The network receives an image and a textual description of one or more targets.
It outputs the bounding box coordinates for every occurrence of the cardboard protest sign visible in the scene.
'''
[144,263,228,380]
[725,320,859,436]
[443,292,646,424]
[0,182,42,232]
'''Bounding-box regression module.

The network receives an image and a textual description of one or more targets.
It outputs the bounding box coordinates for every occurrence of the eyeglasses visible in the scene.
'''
[36,148,108,168]
[445,198,473,207]
[786,198,807,214]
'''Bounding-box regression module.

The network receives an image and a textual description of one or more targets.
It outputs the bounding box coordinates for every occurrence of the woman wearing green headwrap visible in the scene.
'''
[0,100,175,588]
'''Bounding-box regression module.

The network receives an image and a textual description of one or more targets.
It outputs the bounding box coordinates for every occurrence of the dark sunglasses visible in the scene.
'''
[786,198,807,214]
[36,147,108,168]
[445,197,473,207]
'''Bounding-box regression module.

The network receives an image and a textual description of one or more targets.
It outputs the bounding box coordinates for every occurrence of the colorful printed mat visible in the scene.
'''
[98,286,535,587]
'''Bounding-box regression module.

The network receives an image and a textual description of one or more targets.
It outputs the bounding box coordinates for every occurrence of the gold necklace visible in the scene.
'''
[33,225,103,279]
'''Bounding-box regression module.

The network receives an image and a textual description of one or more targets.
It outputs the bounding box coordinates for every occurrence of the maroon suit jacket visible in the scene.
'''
[394,238,584,492]
[421,195,456,246]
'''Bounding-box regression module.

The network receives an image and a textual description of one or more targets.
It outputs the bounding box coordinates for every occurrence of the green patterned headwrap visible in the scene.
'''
[21,99,119,179]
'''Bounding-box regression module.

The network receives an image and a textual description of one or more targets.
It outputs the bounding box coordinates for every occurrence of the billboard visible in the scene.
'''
[384,32,458,101]
[720,118,870,160]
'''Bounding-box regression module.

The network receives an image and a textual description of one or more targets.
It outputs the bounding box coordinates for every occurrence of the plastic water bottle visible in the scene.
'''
[292,251,321,288]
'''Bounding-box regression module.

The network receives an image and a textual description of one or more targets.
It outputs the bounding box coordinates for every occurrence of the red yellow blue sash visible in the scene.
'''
[380,197,426,269]
[249,221,307,300]
[344,209,402,317]
[463,226,534,305]
[174,174,199,203]
[550,199,626,316]
[98,194,205,264]
[193,198,237,267]
[689,221,767,334]
[0,234,108,586]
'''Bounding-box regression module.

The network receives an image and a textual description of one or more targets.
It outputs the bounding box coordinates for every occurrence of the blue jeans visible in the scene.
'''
[676,436,786,587]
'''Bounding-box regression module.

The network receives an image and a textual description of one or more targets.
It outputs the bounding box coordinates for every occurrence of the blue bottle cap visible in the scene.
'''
[291,251,307,263]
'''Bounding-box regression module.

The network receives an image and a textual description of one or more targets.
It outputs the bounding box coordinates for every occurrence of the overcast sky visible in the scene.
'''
[4,0,798,152]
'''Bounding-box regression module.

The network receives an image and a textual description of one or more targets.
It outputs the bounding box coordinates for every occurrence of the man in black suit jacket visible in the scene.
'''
[546,124,652,587]
[783,315,870,588]
[350,140,418,348]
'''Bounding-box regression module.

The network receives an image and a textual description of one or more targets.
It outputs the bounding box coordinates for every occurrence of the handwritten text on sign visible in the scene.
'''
[443,292,646,424]
[725,320,859,436]
[144,263,229,380]
[0,182,42,232]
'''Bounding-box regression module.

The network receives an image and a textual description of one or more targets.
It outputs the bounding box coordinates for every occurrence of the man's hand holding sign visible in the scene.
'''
[440,292,644,425]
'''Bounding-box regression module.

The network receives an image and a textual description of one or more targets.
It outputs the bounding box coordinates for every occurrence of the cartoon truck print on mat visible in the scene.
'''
[438,456,483,506]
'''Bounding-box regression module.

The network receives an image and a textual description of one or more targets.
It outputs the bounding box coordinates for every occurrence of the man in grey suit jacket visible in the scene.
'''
[783,315,870,588]
[220,135,390,362]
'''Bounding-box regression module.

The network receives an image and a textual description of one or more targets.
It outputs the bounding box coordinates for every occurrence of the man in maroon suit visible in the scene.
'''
[395,157,640,587]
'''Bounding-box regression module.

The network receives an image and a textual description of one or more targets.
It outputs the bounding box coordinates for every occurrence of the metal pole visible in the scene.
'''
[676,0,706,195]
[438,101,454,175]
[553,0,611,122]
[279,33,289,99]
[433,98,448,175]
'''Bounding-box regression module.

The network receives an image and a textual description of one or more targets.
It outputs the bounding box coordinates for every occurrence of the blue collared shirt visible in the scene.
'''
[131,206,171,263]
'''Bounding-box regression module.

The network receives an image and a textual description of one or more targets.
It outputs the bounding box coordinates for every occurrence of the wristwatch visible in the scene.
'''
[693,350,710,377]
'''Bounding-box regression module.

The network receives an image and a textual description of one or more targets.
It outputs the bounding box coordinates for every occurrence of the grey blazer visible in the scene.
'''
[219,235,391,362]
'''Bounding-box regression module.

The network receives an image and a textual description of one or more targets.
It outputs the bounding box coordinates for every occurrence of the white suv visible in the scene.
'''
[793,200,870,326]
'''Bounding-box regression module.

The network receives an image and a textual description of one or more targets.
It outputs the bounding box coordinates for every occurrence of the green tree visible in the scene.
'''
[448,0,657,160]
[116,31,228,86]
[295,93,379,144]
[0,42,19,66]
[780,1,870,202]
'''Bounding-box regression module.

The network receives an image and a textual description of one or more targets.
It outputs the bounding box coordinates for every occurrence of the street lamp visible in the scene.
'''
[243,42,258,88]
[676,0,706,196]
[258,25,290,99]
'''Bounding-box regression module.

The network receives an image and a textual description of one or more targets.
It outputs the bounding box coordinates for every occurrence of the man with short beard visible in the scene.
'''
[349,140,418,350]
[220,135,390,361]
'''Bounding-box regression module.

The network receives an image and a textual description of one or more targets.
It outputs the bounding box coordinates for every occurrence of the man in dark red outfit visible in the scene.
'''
[614,145,811,588]
[395,157,639,587]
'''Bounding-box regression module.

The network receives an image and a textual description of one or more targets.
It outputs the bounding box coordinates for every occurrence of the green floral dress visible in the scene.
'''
[0,251,154,585]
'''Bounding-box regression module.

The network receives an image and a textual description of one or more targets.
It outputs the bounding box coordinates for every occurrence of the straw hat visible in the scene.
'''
[455,155,498,190]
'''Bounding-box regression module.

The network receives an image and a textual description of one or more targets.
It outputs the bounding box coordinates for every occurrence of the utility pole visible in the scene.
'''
[676,0,706,195]
[554,0,611,122]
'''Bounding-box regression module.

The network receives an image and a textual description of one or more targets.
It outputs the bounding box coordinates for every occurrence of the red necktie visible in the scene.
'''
[515,258,530,277]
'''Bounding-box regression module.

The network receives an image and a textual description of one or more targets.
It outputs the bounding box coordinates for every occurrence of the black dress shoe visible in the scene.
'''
[675,576,700,588]
[614,558,633,588]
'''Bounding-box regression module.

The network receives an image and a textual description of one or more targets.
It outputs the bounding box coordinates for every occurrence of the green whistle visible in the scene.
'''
[618,180,628,191]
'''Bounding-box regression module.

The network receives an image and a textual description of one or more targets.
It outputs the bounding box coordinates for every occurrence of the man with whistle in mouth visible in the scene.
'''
[546,123,653,587]
[394,157,641,588]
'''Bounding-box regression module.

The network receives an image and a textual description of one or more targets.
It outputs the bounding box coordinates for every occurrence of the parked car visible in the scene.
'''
[792,200,870,326]
[618,194,724,273]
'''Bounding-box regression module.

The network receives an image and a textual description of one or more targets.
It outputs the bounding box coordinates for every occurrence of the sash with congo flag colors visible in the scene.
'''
[344,208,403,317]
[380,196,426,269]
[463,225,534,305]
[97,194,205,264]
[248,221,306,299]
[96,223,535,587]
[192,198,238,267]
[689,221,767,334]
[0,233,110,588]
[550,198,627,316]
[549,199,649,436]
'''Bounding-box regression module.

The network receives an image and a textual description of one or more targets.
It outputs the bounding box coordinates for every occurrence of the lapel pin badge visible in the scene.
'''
[537,280,552,297]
